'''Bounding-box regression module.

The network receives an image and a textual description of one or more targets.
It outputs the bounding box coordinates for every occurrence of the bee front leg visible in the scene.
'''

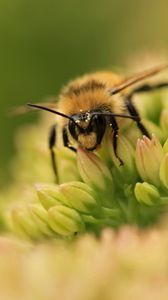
[48,124,58,181]
[131,82,168,94]
[62,127,76,152]
[125,96,150,137]
[109,116,124,166]
[125,81,168,137]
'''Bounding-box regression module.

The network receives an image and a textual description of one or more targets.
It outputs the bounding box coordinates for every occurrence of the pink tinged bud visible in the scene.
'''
[48,205,85,236]
[59,181,101,216]
[160,154,168,189]
[135,135,164,186]
[134,182,160,206]
[77,147,113,190]
[142,119,164,141]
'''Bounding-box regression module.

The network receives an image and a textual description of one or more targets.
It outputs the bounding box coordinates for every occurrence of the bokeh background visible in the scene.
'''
[0,0,168,185]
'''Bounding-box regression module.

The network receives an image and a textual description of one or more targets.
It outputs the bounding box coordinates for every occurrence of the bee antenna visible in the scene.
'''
[91,112,139,121]
[110,64,168,95]
[27,103,78,125]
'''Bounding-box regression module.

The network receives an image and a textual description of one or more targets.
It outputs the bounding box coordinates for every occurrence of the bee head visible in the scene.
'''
[27,103,138,151]
[68,111,106,150]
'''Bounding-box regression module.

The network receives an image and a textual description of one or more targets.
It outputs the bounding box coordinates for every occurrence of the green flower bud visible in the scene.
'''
[28,204,55,237]
[48,205,85,236]
[163,138,168,154]
[142,119,164,141]
[108,134,137,181]
[135,135,164,186]
[36,184,68,209]
[160,154,168,189]
[160,109,168,139]
[77,147,113,191]
[134,182,160,206]
[55,148,80,183]
[9,206,43,240]
[59,181,101,216]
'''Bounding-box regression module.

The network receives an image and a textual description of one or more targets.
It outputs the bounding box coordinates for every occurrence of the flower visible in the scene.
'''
[134,182,160,206]
[4,130,168,240]
[36,182,102,216]
[36,183,68,209]
[48,205,85,237]
[135,134,164,186]
[59,181,102,216]
[0,227,168,300]
[28,203,55,237]
[160,153,168,189]
[108,134,137,182]
[8,205,44,240]
[160,109,168,139]
[1,70,168,241]
[55,147,80,183]
[77,147,113,191]
[163,137,168,153]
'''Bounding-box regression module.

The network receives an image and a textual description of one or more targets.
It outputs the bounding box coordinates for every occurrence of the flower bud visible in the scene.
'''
[36,184,68,209]
[134,182,160,206]
[135,135,164,186]
[59,181,101,216]
[159,154,168,189]
[163,138,168,154]
[142,119,164,141]
[77,147,113,191]
[9,206,43,240]
[160,109,168,139]
[108,134,137,181]
[48,205,85,236]
[28,204,55,237]
[55,148,80,183]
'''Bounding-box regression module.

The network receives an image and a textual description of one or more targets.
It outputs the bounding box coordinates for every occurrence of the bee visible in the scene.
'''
[28,64,168,178]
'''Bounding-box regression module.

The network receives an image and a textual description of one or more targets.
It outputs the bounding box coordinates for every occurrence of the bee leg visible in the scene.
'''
[109,116,124,166]
[125,81,168,137]
[130,82,168,94]
[125,97,150,137]
[63,127,76,152]
[48,124,58,180]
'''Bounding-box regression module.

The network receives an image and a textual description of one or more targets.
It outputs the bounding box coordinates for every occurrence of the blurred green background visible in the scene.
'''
[0,0,168,184]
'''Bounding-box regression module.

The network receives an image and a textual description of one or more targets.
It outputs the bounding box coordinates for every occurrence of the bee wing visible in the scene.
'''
[9,96,58,116]
[110,64,168,95]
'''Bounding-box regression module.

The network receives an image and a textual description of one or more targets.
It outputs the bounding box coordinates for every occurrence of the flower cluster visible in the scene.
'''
[0,227,168,300]
[3,84,168,241]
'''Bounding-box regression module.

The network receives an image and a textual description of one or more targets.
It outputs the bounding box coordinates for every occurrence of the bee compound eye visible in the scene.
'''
[92,114,106,128]
[68,120,78,140]
[91,114,106,144]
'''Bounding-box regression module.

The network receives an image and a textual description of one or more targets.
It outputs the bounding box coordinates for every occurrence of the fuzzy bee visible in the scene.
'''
[28,64,168,178]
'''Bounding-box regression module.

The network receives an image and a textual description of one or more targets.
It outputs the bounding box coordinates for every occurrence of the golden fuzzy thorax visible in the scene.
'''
[58,71,126,124]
